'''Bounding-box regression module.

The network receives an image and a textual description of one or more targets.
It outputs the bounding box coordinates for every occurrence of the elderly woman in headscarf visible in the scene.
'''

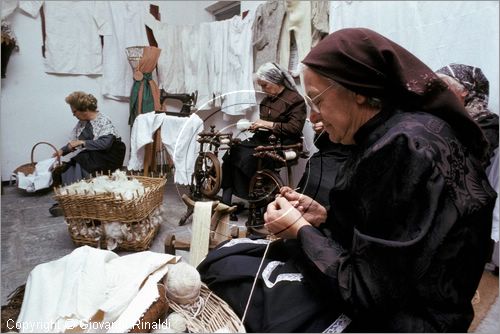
[436,63,499,167]
[198,29,496,332]
[437,64,500,272]
[220,62,306,216]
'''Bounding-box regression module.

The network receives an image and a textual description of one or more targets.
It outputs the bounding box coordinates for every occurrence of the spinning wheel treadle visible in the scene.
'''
[194,152,221,197]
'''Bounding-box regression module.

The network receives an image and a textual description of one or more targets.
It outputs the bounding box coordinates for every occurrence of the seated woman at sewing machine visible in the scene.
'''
[221,62,306,213]
[49,91,126,216]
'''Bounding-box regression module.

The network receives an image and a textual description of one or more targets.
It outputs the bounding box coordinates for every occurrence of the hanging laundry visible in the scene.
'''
[101,1,149,101]
[251,0,286,71]
[223,12,257,116]
[128,46,161,125]
[311,0,330,47]
[1,0,18,19]
[19,1,111,75]
[145,11,255,115]
[144,15,186,94]
[278,0,312,77]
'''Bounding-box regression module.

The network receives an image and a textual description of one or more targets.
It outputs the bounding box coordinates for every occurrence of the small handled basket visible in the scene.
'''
[11,141,64,190]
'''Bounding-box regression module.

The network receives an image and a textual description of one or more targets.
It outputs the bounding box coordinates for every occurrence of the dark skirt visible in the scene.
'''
[71,139,126,174]
[221,134,283,199]
[197,238,341,333]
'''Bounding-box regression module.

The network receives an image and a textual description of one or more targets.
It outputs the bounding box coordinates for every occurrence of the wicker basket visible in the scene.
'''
[54,175,166,222]
[54,175,167,251]
[168,283,246,333]
[12,141,63,188]
[65,217,161,252]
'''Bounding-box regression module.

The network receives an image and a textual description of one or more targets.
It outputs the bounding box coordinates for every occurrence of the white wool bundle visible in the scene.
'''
[104,222,123,240]
[111,170,128,182]
[60,170,145,199]
[236,118,252,131]
[104,222,124,250]
[164,262,201,305]
[166,312,187,332]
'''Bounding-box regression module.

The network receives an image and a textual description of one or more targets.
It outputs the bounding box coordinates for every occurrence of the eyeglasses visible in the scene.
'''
[304,83,335,114]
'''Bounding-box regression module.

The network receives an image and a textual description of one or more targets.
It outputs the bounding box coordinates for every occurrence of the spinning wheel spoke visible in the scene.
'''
[194,152,222,197]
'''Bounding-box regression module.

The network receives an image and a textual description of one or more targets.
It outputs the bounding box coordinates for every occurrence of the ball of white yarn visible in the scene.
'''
[165,262,201,305]
[166,312,187,332]
[236,118,252,131]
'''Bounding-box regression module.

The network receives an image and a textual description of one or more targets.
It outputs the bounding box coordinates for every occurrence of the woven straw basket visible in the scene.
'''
[54,175,167,251]
[65,218,160,252]
[168,283,246,333]
[12,141,63,188]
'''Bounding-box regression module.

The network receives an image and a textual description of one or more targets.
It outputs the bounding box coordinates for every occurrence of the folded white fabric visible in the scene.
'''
[16,246,179,333]
[16,157,57,192]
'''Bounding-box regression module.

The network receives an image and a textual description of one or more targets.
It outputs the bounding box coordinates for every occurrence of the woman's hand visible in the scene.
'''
[52,149,63,158]
[68,140,85,150]
[249,119,273,131]
[312,121,325,134]
[264,197,310,239]
[279,186,327,227]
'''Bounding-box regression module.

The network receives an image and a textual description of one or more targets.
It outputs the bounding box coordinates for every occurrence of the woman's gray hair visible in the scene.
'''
[436,73,468,95]
[255,62,297,92]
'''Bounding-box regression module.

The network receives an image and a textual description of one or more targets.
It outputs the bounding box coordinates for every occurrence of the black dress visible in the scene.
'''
[297,132,353,207]
[198,108,496,332]
[221,88,306,199]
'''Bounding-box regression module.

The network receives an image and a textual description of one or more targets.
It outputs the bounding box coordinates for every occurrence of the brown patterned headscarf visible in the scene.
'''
[436,63,490,118]
[302,28,488,161]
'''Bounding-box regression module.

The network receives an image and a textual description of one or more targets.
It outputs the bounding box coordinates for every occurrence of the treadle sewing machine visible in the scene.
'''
[159,89,198,116]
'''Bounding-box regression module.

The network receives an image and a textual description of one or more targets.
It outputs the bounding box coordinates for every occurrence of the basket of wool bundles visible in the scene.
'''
[54,170,167,251]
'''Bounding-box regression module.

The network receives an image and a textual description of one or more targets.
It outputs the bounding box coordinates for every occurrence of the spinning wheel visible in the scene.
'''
[194,152,222,197]
[247,170,284,229]
[248,170,284,208]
